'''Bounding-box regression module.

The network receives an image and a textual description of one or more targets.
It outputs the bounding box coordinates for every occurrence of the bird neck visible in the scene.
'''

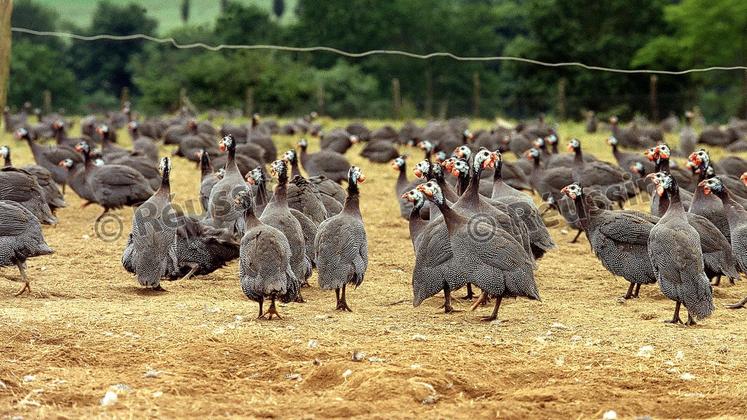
[456,172,470,196]
[243,203,261,228]
[343,181,360,215]
[434,197,465,236]
[274,172,288,203]
[290,158,302,178]
[200,155,213,179]
[2,151,11,167]
[572,195,590,230]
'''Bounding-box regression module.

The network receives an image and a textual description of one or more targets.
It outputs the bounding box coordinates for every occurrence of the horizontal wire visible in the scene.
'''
[11,27,747,75]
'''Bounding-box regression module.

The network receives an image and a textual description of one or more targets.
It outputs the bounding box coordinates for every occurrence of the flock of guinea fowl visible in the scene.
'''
[3,109,747,325]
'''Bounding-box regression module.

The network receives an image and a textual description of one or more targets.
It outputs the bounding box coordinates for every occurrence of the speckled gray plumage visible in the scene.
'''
[308,175,345,216]
[287,176,328,225]
[0,200,53,270]
[0,167,57,225]
[207,141,249,235]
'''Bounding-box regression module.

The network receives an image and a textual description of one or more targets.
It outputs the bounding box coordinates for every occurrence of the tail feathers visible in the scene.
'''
[683,272,715,320]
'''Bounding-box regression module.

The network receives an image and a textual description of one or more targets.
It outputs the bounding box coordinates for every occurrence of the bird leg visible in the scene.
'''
[726,296,747,310]
[665,301,683,324]
[481,296,503,322]
[469,292,488,311]
[461,283,475,300]
[14,262,31,297]
[685,314,697,326]
[712,276,722,286]
[262,297,282,320]
[570,229,583,243]
[623,283,635,300]
[633,283,641,298]
[179,264,199,281]
[61,184,66,195]
[295,291,305,303]
[257,299,264,319]
[443,290,457,314]
[335,284,353,312]
[95,208,109,222]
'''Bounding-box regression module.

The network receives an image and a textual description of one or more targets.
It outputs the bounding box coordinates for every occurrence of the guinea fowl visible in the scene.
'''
[713,156,747,179]
[105,152,161,192]
[568,138,636,208]
[58,157,99,206]
[608,136,654,177]
[286,148,345,216]
[680,111,697,157]
[392,155,426,219]
[122,158,178,290]
[315,167,369,312]
[298,138,351,183]
[491,152,555,259]
[646,145,693,215]
[0,164,57,225]
[245,167,274,215]
[51,120,86,148]
[360,139,399,163]
[1,146,66,213]
[167,215,240,280]
[525,147,574,209]
[207,135,249,235]
[688,150,731,243]
[445,158,492,198]
[646,145,696,192]
[261,160,312,291]
[198,150,220,213]
[128,121,160,162]
[247,114,277,162]
[75,142,154,221]
[209,152,259,177]
[320,129,358,154]
[401,189,429,249]
[17,127,82,194]
[647,172,714,325]
[282,150,331,223]
[0,200,54,296]
[701,177,747,308]
[452,145,532,191]
[235,190,299,319]
[418,181,540,321]
[652,176,734,286]
[561,184,657,299]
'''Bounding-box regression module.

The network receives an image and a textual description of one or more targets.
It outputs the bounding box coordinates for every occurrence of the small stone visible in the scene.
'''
[212,327,225,335]
[554,356,565,367]
[675,350,685,360]
[152,391,163,398]
[0,380,6,389]
[144,369,161,378]
[550,322,568,330]
[100,390,118,406]
[342,369,353,380]
[560,229,569,235]
[102,331,115,337]
[602,410,618,420]
[412,334,427,341]
[570,335,582,342]
[680,372,695,381]
[410,364,421,369]
[367,357,384,363]
[22,375,35,383]
[314,314,330,320]
[313,358,322,366]
[637,345,654,358]
[286,373,302,381]
[307,339,318,349]
[352,351,366,362]
[82,234,90,240]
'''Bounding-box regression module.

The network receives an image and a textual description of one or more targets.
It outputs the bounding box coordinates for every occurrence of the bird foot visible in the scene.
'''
[295,294,306,303]
[664,318,683,325]
[335,302,353,312]
[685,317,697,326]
[260,306,283,320]
[14,283,31,297]
[480,315,498,322]
[460,294,474,301]
[443,305,462,314]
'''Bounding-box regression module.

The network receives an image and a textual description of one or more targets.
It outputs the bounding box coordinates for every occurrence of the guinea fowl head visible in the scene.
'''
[699,177,725,197]
[462,129,474,142]
[688,149,709,173]
[453,145,471,160]
[413,160,431,180]
[630,162,646,176]
[533,137,546,149]
[450,159,469,178]
[391,156,406,171]
[416,181,444,205]
[524,147,540,161]
[14,127,29,140]
[567,138,581,153]
[298,138,308,151]
[52,119,64,130]
[560,183,583,200]
[609,115,619,125]
[58,158,74,169]
[216,168,226,180]
[246,167,265,185]
[233,190,254,213]
[348,166,365,185]
[401,188,425,211]
[607,136,618,146]
[657,144,672,160]
[75,141,90,155]
[349,135,359,144]
[418,140,434,155]
[283,149,297,164]
[644,146,658,161]
[434,151,447,164]
[127,121,138,131]
[187,119,198,131]
[270,159,288,180]
[96,124,110,138]
[741,172,747,187]
[441,157,457,173]
[159,157,171,174]
[646,172,675,197]
[472,148,497,173]
[219,134,235,153]
[546,134,558,146]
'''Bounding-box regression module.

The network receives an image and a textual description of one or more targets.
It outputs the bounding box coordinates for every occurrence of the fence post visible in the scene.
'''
[392,78,401,119]
[438,100,448,119]
[0,0,13,115]
[649,75,658,122]
[120,86,130,108]
[557,78,567,121]
[472,71,481,118]
[244,87,253,117]
[43,90,51,114]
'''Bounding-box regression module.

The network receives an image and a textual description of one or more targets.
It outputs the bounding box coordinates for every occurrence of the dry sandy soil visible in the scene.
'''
[1,120,747,419]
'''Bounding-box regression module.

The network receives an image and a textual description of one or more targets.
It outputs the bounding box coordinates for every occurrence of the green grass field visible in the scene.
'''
[34,0,297,33]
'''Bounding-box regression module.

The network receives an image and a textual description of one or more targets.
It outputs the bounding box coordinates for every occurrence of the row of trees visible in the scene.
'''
[7,0,747,120]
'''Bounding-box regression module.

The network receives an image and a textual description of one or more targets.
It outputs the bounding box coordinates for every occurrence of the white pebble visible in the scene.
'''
[22,375,35,383]
[144,369,161,378]
[367,357,384,363]
[680,372,695,381]
[212,327,225,335]
[412,334,427,341]
[410,364,421,369]
[554,356,565,367]
[602,410,618,420]
[152,391,163,398]
[285,373,302,381]
[342,369,353,379]
[637,345,654,358]
[0,380,6,389]
[100,390,118,406]
[675,350,685,360]
[570,335,582,342]
[307,339,318,349]
[352,351,366,362]
[551,322,568,330]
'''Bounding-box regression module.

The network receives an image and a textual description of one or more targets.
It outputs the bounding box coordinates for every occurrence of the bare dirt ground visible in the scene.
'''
[1,120,747,419]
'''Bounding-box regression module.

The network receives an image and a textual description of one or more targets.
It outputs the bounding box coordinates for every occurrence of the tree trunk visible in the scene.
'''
[556,78,567,121]
[0,0,13,115]
[392,78,401,119]
[472,72,481,118]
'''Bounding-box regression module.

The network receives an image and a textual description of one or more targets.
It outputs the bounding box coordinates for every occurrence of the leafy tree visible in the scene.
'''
[634,0,747,120]
[273,0,285,19]
[68,1,158,105]
[9,41,80,111]
[214,2,281,44]
[11,0,63,49]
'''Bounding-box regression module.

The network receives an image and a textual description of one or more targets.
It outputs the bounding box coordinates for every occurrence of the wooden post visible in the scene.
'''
[472,71,481,118]
[244,87,254,117]
[649,75,658,122]
[43,90,51,114]
[438,100,448,119]
[317,83,325,116]
[557,78,567,121]
[0,0,13,115]
[424,69,433,118]
[120,86,130,108]
[392,78,401,119]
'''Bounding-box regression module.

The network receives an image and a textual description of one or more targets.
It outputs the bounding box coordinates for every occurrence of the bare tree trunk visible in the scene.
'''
[244,87,254,117]
[392,78,401,119]
[556,78,566,121]
[0,0,13,115]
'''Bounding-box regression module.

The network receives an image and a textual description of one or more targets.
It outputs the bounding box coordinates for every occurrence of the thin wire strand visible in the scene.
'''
[11,27,747,75]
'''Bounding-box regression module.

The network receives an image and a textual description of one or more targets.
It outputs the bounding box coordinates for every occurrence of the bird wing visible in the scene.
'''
[597,212,654,245]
